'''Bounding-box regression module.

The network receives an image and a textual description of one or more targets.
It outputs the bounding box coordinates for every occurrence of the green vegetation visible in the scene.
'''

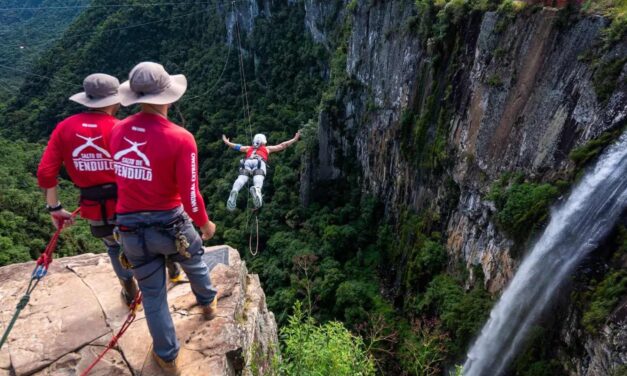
[582,269,627,333]
[495,0,527,32]
[569,126,626,167]
[277,302,375,376]
[581,226,627,335]
[346,0,358,13]
[511,326,566,376]
[413,0,502,44]
[488,175,560,243]
[486,74,503,87]
[592,57,626,103]
[320,16,354,114]
[580,0,627,48]
[563,223,627,374]
[612,365,627,376]
[602,16,627,48]
[414,274,493,357]
[1,0,620,373]
[497,0,527,15]
[399,320,449,376]
[0,1,84,88]
[0,138,100,266]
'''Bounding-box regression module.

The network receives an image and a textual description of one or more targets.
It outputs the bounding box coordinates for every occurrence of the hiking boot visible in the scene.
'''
[227,190,238,211]
[152,351,181,376]
[119,278,139,307]
[166,260,186,284]
[202,293,219,320]
[249,186,263,209]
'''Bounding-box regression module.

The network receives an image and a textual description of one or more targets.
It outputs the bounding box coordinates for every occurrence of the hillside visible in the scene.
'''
[0,0,85,94]
[0,0,625,375]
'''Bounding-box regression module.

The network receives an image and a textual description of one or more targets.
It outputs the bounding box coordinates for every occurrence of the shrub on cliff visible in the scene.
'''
[582,270,627,334]
[279,302,375,376]
[488,177,559,243]
[399,318,449,376]
[569,126,626,168]
[415,274,493,357]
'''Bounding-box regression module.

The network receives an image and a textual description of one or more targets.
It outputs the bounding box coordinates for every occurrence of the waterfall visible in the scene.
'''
[463,132,627,376]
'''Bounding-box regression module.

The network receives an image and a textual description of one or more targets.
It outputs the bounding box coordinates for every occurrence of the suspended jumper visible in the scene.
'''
[223,132,300,211]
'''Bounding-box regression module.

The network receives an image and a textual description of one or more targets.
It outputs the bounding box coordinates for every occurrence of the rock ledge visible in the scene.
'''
[0,246,278,375]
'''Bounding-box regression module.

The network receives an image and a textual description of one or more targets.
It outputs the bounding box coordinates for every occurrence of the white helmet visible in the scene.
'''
[252,134,267,148]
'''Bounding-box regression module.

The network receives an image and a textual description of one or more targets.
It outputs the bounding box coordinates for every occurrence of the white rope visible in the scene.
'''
[232,0,259,256]
[183,32,233,101]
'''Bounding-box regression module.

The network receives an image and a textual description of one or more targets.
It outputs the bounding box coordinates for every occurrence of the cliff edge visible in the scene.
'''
[0,246,278,375]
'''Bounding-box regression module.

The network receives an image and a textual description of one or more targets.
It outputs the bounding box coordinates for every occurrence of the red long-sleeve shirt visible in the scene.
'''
[108,112,209,227]
[37,113,118,220]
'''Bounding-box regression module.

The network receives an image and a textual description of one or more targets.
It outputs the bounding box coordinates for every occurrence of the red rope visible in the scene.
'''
[79,292,143,376]
[33,209,80,278]
[1,208,79,349]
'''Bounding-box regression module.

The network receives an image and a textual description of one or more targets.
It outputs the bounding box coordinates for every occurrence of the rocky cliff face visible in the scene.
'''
[301,0,626,373]
[307,1,625,291]
[560,298,627,376]
[223,0,272,44]
[0,246,278,375]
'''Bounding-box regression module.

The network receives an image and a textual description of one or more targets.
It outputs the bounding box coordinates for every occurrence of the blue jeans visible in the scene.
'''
[103,235,134,281]
[116,206,217,362]
[88,220,134,282]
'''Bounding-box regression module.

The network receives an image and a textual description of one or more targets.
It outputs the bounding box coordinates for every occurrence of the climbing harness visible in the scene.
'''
[116,215,192,262]
[239,157,267,177]
[79,182,117,227]
[0,209,79,350]
[79,291,143,376]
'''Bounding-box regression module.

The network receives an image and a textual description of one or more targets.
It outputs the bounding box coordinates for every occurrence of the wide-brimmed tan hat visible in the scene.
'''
[69,73,121,108]
[119,62,187,106]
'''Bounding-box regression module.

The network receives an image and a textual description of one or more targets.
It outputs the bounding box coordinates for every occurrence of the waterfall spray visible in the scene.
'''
[463,132,627,376]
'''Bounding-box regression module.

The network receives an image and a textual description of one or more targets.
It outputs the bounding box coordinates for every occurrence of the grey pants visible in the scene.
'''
[116,206,217,362]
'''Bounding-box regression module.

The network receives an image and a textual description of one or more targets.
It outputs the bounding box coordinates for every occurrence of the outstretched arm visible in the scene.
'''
[267,131,300,153]
[222,135,250,153]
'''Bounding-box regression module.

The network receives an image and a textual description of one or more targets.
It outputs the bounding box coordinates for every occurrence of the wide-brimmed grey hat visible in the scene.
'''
[119,62,187,106]
[69,73,121,108]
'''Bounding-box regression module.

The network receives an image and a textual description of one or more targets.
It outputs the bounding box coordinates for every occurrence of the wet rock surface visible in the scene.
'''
[0,246,278,375]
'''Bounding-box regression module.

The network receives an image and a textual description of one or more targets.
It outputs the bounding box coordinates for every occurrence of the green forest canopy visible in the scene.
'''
[2,1,623,374]
[0,0,84,92]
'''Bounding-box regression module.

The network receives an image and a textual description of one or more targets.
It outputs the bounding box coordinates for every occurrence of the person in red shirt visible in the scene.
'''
[110,62,217,374]
[37,73,140,306]
[221,132,300,211]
